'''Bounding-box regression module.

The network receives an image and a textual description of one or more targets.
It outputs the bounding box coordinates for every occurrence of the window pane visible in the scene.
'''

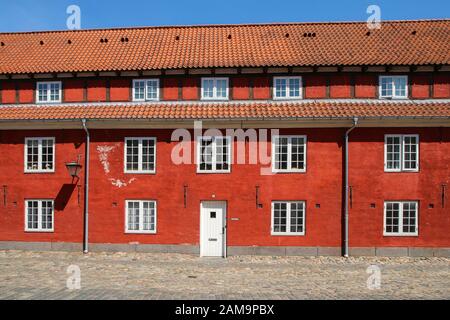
[41,139,54,170]
[289,78,301,97]
[199,138,213,171]
[146,80,158,100]
[290,202,304,233]
[202,79,214,98]
[215,137,229,171]
[385,202,400,234]
[381,77,393,97]
[142,139,155,171]
[49,83,60,101]
[27,201,39,230]
[275,79,287,98]
[142,201,156,231]
[216,79,227,98]
[27,139,39,171]
[402,202,417,233]
[41,201,53,230]
[273,202,287,233]
[126,140,139,171]
[127,202,140,231]
[38,83,48,102]
[403,136,418,170]
[386,136,401,170]
[274,137,288,170]
[290,137,305,170]
[134,81,145,100]
[394,77,407,97]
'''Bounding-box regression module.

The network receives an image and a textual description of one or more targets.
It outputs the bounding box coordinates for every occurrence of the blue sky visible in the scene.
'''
[0,0,448,32]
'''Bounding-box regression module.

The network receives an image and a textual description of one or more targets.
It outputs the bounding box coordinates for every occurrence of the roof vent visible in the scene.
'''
[227,34,232,39]
[40,41,44,45]
[175,36,180,41]
[303,32,316,38]
[412,30,417,35]
[0,42,4,47]
[285,33,290,38]
[100,38,108,43]
[121,37,129,42]
[366,31,371,36]
[67,40,72,44]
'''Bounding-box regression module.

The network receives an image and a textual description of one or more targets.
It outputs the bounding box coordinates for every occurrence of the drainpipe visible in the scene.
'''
[81,119,90,254]
[344,117,358,258]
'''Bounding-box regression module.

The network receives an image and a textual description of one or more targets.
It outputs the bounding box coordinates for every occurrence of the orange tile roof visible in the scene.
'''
[0,101,449,121]
[0,20,449,75]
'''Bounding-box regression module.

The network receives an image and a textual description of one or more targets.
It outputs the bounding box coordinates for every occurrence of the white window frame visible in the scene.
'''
[201,77,229,100]
[25,200,54,232]
[36,81,62,103]
[125,200,157,234]
[124,137,157,174]
[132,79,160,102]
[24,137,55,173]
[383,201,419,236]
[273,76,303,100]
[197,136,232,173]
[272,135,307,173]
[379,75,408,99]
[271,201,306,236]
[384,134,419,172]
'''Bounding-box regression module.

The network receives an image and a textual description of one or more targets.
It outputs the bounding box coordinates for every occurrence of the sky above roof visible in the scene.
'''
[0,0,449,33]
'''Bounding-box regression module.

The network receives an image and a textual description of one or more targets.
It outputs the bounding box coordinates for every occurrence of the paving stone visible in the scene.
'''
[0,250,448,300]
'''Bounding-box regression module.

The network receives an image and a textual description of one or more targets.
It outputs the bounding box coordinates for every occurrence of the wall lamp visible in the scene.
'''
[65,155,83,180]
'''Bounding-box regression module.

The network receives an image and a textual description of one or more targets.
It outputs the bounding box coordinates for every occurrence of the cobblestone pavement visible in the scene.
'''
[0,250,449,300]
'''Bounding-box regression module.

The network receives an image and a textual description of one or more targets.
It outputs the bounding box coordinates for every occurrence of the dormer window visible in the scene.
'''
[273,76,302,100]
[133,79,160,101]
[201,78,229,100]
[379,76,408,99]
[36,82,62,103]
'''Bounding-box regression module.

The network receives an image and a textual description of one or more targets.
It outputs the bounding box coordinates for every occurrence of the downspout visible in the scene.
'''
[344,117,358,258]
[81,119,90,254]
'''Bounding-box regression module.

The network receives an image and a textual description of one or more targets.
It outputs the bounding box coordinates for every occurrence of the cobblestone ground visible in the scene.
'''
[0,250,449,300]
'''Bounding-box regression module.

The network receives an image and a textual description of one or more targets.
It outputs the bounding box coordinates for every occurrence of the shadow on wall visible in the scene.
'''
[54,184,77,211]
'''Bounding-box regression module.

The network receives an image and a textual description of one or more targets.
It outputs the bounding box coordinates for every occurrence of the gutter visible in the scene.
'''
[344,117,358,258]
[81,119,90,254]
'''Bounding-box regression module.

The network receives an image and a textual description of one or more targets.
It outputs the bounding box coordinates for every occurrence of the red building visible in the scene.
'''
[0,20,449,257]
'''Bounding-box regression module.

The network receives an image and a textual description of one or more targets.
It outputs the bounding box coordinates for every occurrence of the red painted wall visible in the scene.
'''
[411,74,431,99]
[349,128,450,247]
[232,77,250,100]
[87,79,107,102]
[433,74,450,98]
[1,127,448,248]
[330,74,351,98]
[1,81,16,104]
[163,78,179,100]
[182,78,198,100]
[354,74,377,98]
[304,75,327,98]
[253,77,270,100]
[110,79,130,102]
[0,128,344,248]
[18,81,34,103]
[64,79,85,102]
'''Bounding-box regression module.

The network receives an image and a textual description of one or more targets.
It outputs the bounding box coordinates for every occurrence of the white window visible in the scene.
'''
[197,136,231,173]
[384,135,419,172]
[25,137,55,173]
[36,81,62,103]
[124,138,156,173]
[201,78,229,100]
[273,76,302,99]
[125,200,157,234]
[379,76,408,99]
[272,135,307,173]
[25,200,54,232]
[132,79,160,101]
[271,201,306,236]
[384,201,418,236]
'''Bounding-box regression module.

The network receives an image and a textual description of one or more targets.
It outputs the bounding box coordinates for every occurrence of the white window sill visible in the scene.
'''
[273,97,303,100]
[124,171,156,175]
[383,233,419,237]
[125,231,157,235]
[200,97,229,101]
[272,169,306,174]
[24,170,55,174]
[271,232,305,236]
[197,170,231,174]
[25,229,54,233]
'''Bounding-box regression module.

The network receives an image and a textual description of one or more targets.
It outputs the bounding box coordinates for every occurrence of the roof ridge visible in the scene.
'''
[1,18,449,36]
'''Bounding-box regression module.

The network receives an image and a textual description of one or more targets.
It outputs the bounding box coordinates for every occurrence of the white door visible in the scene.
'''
[200,201,226,257]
